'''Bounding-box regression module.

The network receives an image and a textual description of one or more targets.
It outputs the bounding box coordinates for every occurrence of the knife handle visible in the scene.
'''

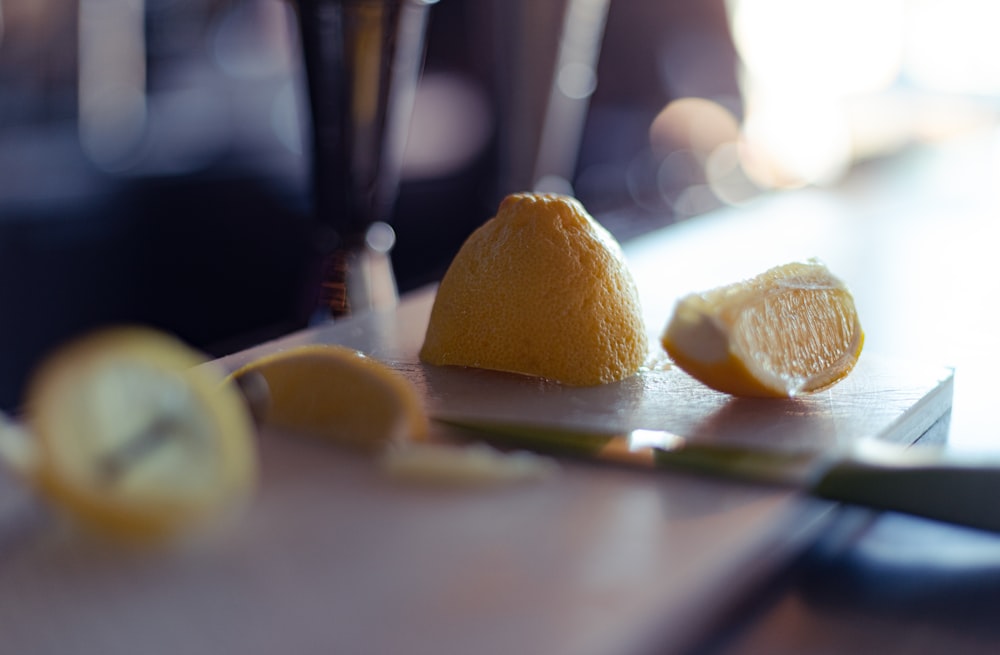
[814,457,1000,534]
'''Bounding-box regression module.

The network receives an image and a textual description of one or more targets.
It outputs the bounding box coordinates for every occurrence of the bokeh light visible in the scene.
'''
[740,91,853,188]
[905,0,1000,95]
[400,72,493,180]
[78,0,148,170]
[647,0,1000,213]
[649,97,740,162]
[730,0,905,96]
[728,0,905,190]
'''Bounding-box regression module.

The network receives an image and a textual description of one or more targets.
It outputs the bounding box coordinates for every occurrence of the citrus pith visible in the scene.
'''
[661,259,864,397]
[24,327,257,542]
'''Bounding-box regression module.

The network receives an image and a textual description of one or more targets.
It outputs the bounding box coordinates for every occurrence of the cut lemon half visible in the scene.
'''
[228,344,429,449]
[420,193,647,386]
[22,327,258,542]
[661,260,864,397]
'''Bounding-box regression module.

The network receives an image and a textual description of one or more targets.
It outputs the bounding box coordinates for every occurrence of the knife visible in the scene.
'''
[435,415,1000,535]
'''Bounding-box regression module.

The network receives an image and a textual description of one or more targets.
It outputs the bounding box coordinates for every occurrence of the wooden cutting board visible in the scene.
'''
[0,285,952,655]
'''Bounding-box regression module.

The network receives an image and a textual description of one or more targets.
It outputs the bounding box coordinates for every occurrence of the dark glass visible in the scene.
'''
[294,0,437,318]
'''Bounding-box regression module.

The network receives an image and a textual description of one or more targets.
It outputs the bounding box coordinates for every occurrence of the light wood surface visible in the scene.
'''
[0,206,953,654]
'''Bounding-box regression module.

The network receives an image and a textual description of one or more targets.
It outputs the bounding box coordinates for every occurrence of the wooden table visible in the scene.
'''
[5,130,994,655]
[685,130,1000,655]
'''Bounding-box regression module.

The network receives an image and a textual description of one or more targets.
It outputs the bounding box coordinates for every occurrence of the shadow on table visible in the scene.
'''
[693,508,1000,654]
[802,511,1000,627]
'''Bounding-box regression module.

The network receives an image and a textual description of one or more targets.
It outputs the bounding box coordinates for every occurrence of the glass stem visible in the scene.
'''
[295,0,433,319]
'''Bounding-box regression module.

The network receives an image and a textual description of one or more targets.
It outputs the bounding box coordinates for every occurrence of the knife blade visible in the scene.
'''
[435,415,1000,535]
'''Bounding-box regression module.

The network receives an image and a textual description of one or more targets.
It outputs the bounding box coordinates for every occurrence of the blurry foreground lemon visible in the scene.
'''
[22,327,257,542]
[420,193,647,386]
[661,259,864,397]
[229,344,429,449]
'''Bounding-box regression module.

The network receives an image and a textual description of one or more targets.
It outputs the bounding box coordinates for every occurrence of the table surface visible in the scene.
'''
[262,127,1000,655]
[0,250,938,653]
[684,130,1000,655]
[3,128,999,654]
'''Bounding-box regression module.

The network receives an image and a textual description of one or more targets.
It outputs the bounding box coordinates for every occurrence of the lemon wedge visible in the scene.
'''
[22,327,257,542]
[661,259,864,397]
[420,193,647,386]
[228,344,429,448]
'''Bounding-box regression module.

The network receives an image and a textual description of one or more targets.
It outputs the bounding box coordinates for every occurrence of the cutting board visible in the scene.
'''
[0,285,952,655]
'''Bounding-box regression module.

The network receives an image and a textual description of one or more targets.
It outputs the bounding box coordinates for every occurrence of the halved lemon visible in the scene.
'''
[228,344,429,449]
[22,327,258,542]
[661,259,864,397]
[420,193,647,386]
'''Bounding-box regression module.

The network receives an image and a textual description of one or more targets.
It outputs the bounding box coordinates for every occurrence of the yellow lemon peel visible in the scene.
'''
[420,192,647,386]
[661,259,864,397]
[24,327,257,542]
[229,344,429,449]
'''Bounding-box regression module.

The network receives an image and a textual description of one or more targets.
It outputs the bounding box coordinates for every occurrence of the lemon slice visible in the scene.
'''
[23,327,257,542]
[420,193,647,386]
[661,259,864,397]
[228,344,429,449]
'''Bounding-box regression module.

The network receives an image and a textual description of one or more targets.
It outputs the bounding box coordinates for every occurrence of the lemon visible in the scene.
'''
[420,193,647,386]
[228,344,429,448]
[23,327,258,542]
[661,259,864,397]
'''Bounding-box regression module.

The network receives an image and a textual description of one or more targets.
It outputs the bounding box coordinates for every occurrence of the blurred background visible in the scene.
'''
[2,0,999,410]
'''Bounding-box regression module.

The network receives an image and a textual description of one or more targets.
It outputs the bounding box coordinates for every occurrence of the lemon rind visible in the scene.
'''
[661,261,864,398]
[25,327,258,542]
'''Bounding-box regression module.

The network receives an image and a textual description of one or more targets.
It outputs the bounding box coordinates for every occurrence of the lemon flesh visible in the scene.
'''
[661,260,864,397]
[229,344,429,449]
[420,193,647,386]
[24,328,258,542]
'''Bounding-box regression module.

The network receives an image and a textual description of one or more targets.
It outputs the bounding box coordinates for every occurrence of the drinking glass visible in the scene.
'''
[293,0,437,319]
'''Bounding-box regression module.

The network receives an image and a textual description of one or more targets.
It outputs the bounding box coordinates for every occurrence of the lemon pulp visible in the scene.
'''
[24,327,257,542]
[661,259,864,397]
